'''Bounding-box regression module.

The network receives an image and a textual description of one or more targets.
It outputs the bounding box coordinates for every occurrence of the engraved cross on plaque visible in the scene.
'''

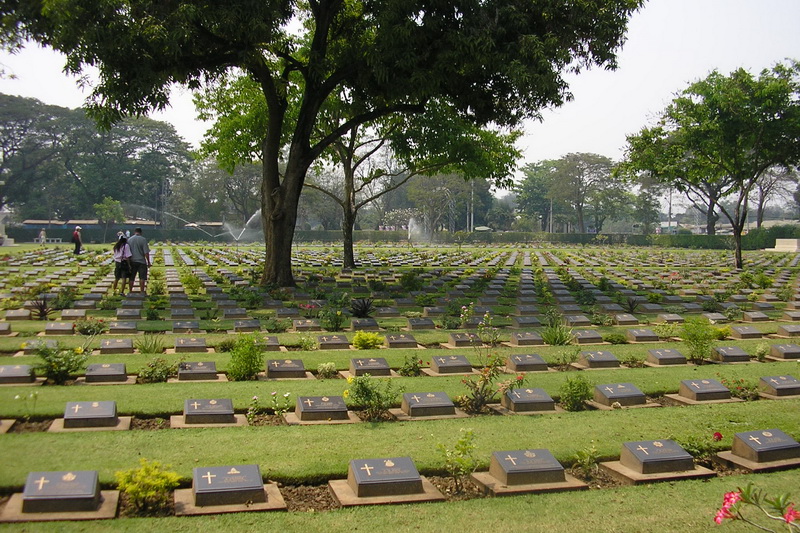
[202,472,216,484]
[505,455,517,466]
[637,445,649,455]
[190,401,201,409]
[304,398,314,407]
[71,404,82,413]
[749,435,762,445]
[360,464,373,476]
[34,476,49,490]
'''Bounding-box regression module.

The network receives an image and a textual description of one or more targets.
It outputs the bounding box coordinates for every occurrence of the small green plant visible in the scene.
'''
[672,433,719,463]
[344,374,399,421]
[701,299,719,312]
[297,334,318,351]
[74,316,109,336]
[653,322,681,339]
[317,361,338,379]
[590,308,614,326]
[179,270,203,294]
[399,354,424,377]
[540,321,575,346]
[51,287,78,310]
[553,347,581,371]
[227,334,264,381]
[134,333,165,354]
[268,391,292,416]
[477,312,501,346]
[602,332,628,345]
[712,325,731,340]
[30,295,54,321]
[144,305,161,321]
[246,395,263,424]
[216,338,237,352]
[724,305,742,322]
[148,279,166,296]
[115,458,181,515]
[34,341,89,385]
[717,373,760,401]
[137,356,182,383]
[572,444,600,479]
[263,317,291,333]
[754,342,770,362]
[559,374,592,411]
[621,354,645,368]
[439,315,462,330]
[350,297,375,318]
[13,390,39,420]
[681,317,716,364]
[436,428,478,494]
[457,350,506,414]
[352,330,384,350]
[320,307,346,331]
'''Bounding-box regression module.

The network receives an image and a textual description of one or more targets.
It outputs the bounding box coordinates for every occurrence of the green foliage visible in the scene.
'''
[34,342,89,385]
[148,279,166,296]
[30,295,54,321]
[672,434,718,462]
[352,331,384,350]
[540,321,575,346]
[137,356,181,383]
[227,334,264,381]
[753,342,770,362]
[344,375,399,422]
[439,315,462,330]
[681,317,716,364]
[297,335,318,351]
[398,270,424,292]
[559,374,592,412]
[717,374,759,401]
[436,428,478,494]
[319,307,346,331]
[144,305,161,321]
[572,445,600,478]
[602,332,628,345]
[263,317,291,333]
[349,297,375,318]
[51,287,78,310]
[215,338,237,353]
[115,458,180,515]
[134,333,165,355]
[74,317,109,336]
[476,312,501,347]
[179,269,203,294]
[457,351,505,414]
[316,362,338,379]
[399,354,424,377]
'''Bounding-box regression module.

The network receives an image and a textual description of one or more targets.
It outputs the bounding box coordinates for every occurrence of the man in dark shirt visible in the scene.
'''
[127,227,151,292]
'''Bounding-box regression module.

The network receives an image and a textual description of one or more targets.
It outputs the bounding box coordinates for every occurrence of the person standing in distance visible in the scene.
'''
[127,227,151,292]
[72,226,82,255]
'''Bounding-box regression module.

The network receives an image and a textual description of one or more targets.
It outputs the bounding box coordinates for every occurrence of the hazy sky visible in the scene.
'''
[1,0,799,169]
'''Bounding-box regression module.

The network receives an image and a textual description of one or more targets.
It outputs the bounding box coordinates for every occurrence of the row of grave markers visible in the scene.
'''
[2,428,798,522]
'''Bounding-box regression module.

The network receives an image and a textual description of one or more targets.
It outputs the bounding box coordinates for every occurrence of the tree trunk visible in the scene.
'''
[576,206,585,233]
[261,153,304,287]
[705,204,718,235]
[732,223,744,270]
[342,206,356,269]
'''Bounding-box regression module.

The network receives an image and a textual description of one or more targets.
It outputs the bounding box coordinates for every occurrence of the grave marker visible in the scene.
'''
[266,359,307,379]
[505,353,547,372]
[759,375,800,397]
[349,358,391,377]
[346,457,423,497]
[184,399,235,424]
[178,361,217,380]
[593,383,646,407]
[501,388,555,412]
[400,392,455,417]
[63,401,118,428]
[509,332,544,346]
[430,355,472,374]
[191,464,266,506]
[295,395,349,421]
[84,363,127,383]
[22,471,101,513]
[0,365,35,384]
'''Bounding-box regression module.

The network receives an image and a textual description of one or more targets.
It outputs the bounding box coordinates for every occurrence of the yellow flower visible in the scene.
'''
[343,390,350,398]
[346,376,354,384]
[74,347,84,355]
[20,343,27,349]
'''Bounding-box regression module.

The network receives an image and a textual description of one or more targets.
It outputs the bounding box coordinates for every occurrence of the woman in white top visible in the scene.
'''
[112,235,133,295]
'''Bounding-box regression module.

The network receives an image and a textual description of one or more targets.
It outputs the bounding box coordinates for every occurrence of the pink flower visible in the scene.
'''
[714,507,735,524]
[713,432,723,441]
[784,504,800,523]
[723,492,741,507]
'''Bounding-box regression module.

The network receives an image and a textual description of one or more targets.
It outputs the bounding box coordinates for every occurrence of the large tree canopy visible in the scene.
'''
[1,0,643,285]
[619,62,800,268]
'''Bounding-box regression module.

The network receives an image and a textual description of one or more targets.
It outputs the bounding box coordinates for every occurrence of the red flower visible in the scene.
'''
[712,432,723,441]
[784,504,800,524]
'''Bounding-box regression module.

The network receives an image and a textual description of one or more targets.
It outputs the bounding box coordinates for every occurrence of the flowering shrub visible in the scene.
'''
[34,341,90,385]
[343,375,398,421]
[717,373,759,401]
[714,482,799,529]
[399,354,424,377]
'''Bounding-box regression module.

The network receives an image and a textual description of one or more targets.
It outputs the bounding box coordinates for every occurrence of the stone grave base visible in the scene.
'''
[500,366,556,375]
[0,419,14,434]
[167,374,228,383]
[173,483,286,516]
[283,411,361,425]
[758,391,800,400]
[585,401,660,411]
[328,477,445,507]
[489,404,565,416]
[439,342,490,350]
[388,408,469,422]
[170,414,248,428]
[74,376,137,386]
[90,350,138,356]
[0,332,19,337]
[501,342,545,349]
[339,370,401,380]
[0,491,119,522]
[765,356,800,362]
[714,451,800,473]
[258,371,315,381]
[387,343,425,350]
[599,461,715,485]
[165,348,216,355]
[0,377,45,386]
[569,362,618,371]
[663,394,744,406]
[421,368,479,377]
[105,331,143,335]
[36,331,74,337]
[642,362,691,369]
[470,471,587,496]
[48,417,132,433]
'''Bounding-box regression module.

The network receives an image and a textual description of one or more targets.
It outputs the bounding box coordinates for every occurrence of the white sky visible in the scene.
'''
[0,0,799,171]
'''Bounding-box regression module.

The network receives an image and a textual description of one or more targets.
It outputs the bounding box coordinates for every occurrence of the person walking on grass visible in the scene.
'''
[127,227,151,292]
[112,235,133,295]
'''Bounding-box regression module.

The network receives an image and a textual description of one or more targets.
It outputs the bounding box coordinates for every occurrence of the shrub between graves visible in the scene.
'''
[316,362,338,379]
[399,354,424,377]
[681,317,716,364]
[138,356,182,383]
[227,334,265,381]
[352,331,384,350]
[540,321,574,346]
[115,458,180,516]
[320,307,346,331]
[135,333,165,354]
[436,428,478,494]
[558,374,592,412]
[74,316,109,336]
[456,350,509,414]
[602,332,628,345]
[344,375,399,422]
[34,341,89,385]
